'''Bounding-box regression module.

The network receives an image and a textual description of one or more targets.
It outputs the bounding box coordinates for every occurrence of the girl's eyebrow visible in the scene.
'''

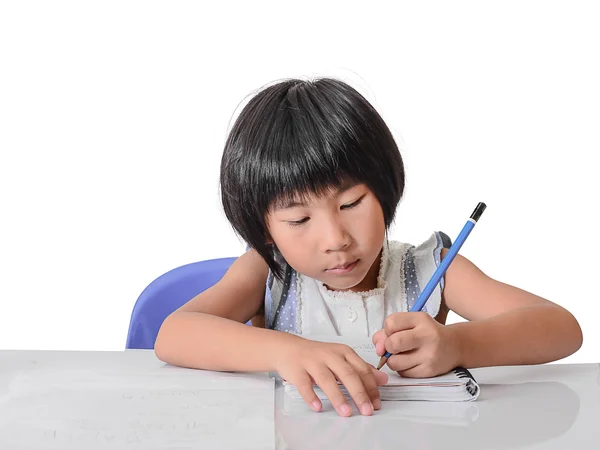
[272,180,360,211]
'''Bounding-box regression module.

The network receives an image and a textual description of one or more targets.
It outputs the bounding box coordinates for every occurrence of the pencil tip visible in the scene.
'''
[376,356,386,370]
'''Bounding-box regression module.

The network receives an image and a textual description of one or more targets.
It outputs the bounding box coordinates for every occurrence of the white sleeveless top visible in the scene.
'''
[263,231,451,337]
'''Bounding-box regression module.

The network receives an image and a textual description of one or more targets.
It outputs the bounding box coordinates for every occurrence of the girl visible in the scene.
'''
[155,77,582,418]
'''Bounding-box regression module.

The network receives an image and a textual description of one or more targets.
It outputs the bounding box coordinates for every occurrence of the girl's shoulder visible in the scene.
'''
[385,231,452,319]
[386,231,452,269]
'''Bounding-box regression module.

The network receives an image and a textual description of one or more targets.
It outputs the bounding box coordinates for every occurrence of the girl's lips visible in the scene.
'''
[325,259,359,274]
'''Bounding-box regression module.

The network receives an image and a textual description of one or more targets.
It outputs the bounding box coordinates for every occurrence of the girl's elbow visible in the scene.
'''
[154,332,167,363]
[154,315,175,363]
[562,309,583,356]
[571,317,583,354]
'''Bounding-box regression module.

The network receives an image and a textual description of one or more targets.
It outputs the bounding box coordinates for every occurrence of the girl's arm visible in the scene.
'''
[373,249,583,377]
[154,249,292,372]
[154,249,388,417]
[441,250,583,368]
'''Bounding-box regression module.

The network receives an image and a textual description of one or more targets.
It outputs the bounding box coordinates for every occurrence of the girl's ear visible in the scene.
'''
[265,231,274,245]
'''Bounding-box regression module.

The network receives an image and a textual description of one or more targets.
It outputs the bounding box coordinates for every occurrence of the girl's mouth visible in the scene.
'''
[325,259,359,274]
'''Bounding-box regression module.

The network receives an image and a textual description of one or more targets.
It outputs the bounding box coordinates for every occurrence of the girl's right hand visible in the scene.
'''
[275,339,388,417]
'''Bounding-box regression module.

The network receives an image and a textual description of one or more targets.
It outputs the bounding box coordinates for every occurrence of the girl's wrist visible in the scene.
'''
[446,323,467,369]
[267,330,304,372]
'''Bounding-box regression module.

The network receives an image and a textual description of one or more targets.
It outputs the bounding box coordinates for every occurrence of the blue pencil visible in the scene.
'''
[376,202,487,370]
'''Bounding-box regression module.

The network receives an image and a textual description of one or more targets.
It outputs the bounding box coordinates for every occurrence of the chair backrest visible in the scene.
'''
[126,257,237,349]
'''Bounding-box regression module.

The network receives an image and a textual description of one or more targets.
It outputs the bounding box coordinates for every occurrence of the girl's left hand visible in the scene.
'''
[372,312,462,377]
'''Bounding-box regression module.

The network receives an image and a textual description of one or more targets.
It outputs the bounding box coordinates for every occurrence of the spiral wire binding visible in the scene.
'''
[453,367,478,396]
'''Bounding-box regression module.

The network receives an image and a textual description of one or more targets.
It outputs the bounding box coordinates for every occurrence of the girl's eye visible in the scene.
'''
[341,195,365,210]
[287,217,309,227]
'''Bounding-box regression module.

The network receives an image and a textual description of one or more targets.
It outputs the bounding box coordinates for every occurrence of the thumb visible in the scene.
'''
[372,329,387,356]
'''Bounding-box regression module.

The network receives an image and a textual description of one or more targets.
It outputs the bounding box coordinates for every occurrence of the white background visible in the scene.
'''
[1,1,598,364]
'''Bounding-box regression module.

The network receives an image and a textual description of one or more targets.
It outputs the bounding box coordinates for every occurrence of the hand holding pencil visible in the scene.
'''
[375,202,486,372]
[372,311,463,377]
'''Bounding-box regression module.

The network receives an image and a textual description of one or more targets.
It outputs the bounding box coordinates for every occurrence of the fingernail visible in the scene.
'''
[311,400,321,411]
[360,403,373,415]
[340,403,352,416]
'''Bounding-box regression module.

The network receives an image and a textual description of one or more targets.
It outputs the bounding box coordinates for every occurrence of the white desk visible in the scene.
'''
[0,350,275,450]
[1,350,599,449]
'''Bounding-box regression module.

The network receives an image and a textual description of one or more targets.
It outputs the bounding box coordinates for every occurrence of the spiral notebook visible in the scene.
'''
[283,336,480,402]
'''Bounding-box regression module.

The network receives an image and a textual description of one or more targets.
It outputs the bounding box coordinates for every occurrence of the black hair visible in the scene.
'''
[220,77,405,279]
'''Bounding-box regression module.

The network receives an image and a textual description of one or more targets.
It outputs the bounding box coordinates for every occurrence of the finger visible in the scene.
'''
[384,311,427,335]
[329,357,375,416]
[309,365,353,417]
[293,371,323,412]
[371,366,389,386]
[385,329,420,355]
[345,353,382,412]
[369,366,388,410]
[397,364,435,378]
[372,329,387,356]
[386,350,421,373]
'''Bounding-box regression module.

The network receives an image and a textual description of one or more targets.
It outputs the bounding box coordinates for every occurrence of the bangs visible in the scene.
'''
[269,176,358,212]
[259,128,364,214]
[244,80,376,214]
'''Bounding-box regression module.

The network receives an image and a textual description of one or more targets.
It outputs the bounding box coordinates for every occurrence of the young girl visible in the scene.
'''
[155,77,582,418]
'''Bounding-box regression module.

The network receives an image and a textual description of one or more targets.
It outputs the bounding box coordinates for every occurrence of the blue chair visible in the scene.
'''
[126,257,238,349]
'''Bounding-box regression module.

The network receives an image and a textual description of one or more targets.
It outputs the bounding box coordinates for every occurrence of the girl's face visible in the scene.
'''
[266,182,386,292]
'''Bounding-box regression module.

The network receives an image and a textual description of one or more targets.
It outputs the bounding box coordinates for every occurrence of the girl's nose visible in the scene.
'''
[322,219,352,252]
